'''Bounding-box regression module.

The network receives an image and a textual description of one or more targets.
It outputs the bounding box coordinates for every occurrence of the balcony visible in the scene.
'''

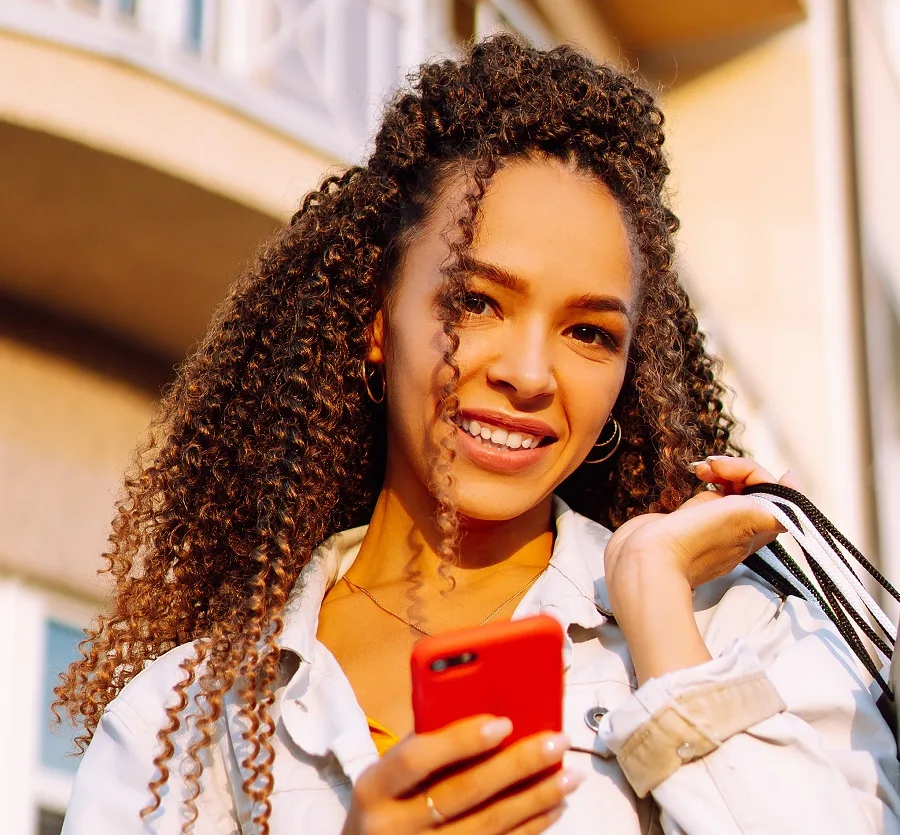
[0,0,551,161]
[0,0,550,360]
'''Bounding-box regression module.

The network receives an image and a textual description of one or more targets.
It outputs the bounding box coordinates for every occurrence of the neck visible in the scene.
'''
[350,458,555,589]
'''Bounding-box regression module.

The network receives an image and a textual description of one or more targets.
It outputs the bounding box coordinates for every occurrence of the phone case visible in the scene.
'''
[410,613,564,749]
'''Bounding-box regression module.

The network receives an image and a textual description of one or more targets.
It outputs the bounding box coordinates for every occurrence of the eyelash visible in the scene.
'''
[461,292,621,352]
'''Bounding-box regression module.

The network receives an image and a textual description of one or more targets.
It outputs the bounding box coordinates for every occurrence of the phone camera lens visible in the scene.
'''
[430,651,478,672]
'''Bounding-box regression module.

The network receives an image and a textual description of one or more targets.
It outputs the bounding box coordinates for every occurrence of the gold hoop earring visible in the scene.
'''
[583,417,621,465]
[363,360,386,404]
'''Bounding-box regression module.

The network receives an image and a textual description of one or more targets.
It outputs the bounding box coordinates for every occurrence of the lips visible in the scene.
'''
[444,408,561,474]
[452,419,554,474]
[458,409,557,440]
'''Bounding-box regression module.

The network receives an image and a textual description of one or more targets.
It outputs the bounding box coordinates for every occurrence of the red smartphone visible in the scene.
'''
[410,613,564,757]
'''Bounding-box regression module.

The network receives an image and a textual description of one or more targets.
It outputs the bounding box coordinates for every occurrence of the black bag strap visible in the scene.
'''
[741,483,898,702]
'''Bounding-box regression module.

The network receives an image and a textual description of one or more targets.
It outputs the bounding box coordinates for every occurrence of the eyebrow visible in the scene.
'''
[462,257,632,322]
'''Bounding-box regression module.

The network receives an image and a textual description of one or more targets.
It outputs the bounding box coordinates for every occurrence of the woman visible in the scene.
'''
[58,35,899,834]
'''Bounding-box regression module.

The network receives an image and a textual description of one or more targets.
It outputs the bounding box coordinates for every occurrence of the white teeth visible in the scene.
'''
[457,417,543,450]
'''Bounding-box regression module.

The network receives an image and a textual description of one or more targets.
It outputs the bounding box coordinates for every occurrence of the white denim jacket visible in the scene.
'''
[63,497,900,834]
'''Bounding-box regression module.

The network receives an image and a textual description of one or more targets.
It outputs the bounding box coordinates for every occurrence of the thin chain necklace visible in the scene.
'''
[341,569,546,638]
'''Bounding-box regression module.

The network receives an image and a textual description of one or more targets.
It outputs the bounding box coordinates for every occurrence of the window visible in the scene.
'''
[35,619,86,834]
[39,621,83,777]
[186,0,205,52]
[0,582,93,835]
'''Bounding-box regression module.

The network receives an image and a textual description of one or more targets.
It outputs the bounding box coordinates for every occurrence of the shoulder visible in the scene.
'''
[693,563,874,694]
[105,642,204,734]
[65,641,243,834]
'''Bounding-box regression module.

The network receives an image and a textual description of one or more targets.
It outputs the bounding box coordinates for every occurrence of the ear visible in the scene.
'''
[365,308,386,364]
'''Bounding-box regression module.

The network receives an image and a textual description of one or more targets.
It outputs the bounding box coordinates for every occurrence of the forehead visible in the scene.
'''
[468,158,635,308]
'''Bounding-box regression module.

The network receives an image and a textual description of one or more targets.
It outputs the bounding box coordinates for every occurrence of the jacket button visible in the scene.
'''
[583,706,608,732]
[676,741,695,760]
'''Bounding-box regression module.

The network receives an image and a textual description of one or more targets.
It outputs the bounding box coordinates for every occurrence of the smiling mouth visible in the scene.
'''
[453,416,554,452]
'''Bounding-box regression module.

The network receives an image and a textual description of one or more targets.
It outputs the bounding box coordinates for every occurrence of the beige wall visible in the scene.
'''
[0,327,156,604]
[852,0,900,301]
[850,0,900,583]
[660,17,879,558]
[663,26,825,479]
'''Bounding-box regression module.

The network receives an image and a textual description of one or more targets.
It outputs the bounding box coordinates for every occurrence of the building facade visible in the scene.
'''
[1,1,898,832]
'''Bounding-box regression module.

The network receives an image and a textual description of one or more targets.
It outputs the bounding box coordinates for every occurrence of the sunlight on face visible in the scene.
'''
[373,156,636,522]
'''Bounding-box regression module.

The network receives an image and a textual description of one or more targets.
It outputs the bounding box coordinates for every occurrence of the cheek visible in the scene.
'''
[383,314,450,443]
[562,357,628,441]
[386,317,449,396]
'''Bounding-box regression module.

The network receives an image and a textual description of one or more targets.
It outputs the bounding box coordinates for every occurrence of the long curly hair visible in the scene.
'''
[55,34,739,832]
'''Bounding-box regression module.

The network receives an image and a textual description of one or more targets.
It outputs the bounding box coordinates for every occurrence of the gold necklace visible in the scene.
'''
[341,569,546,638]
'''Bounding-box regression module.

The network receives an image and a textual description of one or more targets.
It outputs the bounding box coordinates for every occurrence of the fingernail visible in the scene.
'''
[557,769,586,793]
[687,460,705,472]
[707,454,735,461]
[541,733,570,758]
[482,717,513,742]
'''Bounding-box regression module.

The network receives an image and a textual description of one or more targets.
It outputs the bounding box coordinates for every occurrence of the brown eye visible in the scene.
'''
[462,292,495,316]
[571,325,602,343]
[570,325,619,350]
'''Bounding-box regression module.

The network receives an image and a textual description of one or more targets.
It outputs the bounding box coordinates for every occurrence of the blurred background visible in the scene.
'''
[1,0,899,831]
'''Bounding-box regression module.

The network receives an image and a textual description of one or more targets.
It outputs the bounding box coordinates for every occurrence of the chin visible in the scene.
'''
[451,480,554,524]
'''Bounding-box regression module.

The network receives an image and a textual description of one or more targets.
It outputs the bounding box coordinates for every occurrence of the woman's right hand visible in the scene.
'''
[341,715,582,835]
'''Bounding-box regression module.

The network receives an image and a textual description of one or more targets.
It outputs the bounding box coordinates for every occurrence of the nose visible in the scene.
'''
[485,320,557,400]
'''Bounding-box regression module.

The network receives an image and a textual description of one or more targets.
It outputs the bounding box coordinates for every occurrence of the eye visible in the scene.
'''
[461,292,498,317]
[569,325,620,350]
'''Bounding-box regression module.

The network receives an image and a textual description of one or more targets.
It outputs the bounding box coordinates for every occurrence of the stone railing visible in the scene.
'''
[0,0,548,161]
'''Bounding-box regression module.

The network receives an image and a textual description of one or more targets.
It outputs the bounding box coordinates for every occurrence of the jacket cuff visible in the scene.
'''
[597,640,786,797]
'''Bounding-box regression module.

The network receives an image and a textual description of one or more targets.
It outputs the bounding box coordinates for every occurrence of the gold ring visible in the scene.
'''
[424,792,448,826]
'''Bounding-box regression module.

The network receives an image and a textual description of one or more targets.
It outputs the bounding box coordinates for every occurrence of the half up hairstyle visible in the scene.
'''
[55,34,740,832]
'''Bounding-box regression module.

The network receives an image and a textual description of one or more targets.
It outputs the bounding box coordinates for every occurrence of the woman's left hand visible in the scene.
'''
[603,456,801,684]
[606,456,801,592]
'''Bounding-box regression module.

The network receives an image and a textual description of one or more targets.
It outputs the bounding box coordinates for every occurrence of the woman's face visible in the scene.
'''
[369,157,636,522]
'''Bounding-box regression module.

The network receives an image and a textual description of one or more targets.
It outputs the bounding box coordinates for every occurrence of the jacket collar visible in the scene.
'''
[277,496,613,663]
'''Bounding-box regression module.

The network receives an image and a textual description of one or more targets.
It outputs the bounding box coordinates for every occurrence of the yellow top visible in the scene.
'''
[367,716,401,756]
